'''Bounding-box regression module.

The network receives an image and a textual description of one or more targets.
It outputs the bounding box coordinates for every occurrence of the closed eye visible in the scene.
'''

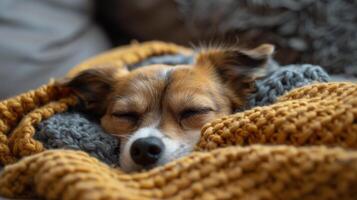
[180,107,214,120]
[111,111,140,123]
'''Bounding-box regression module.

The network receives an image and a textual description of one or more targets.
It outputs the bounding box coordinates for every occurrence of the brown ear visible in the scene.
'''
[56,67,118,115]
[195,43,275,95]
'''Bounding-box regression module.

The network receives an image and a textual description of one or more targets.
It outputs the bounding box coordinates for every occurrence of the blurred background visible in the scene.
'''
[0,0,356,99]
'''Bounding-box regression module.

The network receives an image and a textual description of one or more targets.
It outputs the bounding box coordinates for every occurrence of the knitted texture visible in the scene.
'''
[0,146,356,200]
[35,112,119,165]
[0,41,356,200]
[0,85,76,165]
[247,64,330,108]
[0,41,190,165]
[198,82,357,150]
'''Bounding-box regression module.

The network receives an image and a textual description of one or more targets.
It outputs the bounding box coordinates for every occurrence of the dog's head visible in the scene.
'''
[60,44,274,172]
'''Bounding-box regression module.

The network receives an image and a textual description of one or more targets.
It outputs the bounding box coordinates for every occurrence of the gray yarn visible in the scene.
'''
[246,64,330,108]
[35,55,329,164]
[35,112,119,165]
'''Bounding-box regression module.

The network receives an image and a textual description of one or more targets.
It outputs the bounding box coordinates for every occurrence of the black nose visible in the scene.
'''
[130,137,164,167]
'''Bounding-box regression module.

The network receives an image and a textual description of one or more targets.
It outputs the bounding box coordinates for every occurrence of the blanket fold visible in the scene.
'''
[0,146,356,200]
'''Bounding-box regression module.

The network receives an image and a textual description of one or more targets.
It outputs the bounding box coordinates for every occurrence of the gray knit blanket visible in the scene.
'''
[35,54,329,165]
[35,113,119,165]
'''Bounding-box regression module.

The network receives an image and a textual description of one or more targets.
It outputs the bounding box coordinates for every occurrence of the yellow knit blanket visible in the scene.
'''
[0,41,356,200]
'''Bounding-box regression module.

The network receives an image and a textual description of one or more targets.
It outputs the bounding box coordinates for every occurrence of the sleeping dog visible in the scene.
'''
[59,44,274,172]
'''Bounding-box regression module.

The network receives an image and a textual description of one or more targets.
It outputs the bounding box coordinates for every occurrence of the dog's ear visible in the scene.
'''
[56,67,118,115]
[195,43,274,95]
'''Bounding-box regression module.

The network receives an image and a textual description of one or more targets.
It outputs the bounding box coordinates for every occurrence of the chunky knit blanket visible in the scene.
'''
[0,41,356,200]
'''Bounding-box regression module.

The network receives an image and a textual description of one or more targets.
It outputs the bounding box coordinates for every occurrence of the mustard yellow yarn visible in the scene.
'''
[0,85,71,164]
[198,82,357,150]
[0,146,356,200]
[0,41,356,200]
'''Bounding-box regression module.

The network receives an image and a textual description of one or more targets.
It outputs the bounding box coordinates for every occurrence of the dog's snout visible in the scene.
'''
[130,136,164,167]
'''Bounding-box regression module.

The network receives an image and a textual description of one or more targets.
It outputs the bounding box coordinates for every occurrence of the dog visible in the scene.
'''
[59,43,274,172]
